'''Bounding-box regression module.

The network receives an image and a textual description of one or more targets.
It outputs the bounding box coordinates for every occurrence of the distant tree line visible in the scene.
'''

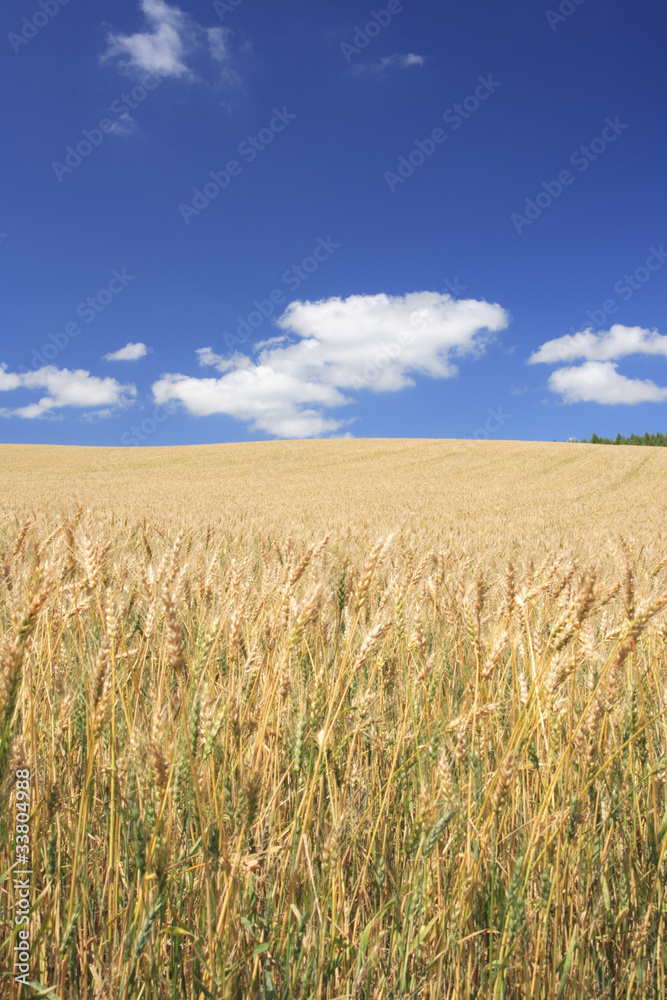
[575,431,667,446]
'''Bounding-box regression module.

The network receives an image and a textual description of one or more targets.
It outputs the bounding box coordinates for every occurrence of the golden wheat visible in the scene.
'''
[0,440,667,998]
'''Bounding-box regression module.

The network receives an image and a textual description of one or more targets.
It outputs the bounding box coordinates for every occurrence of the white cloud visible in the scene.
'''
[353,52,427,75]
[0,364,136,418]
[102,0,195,79]
[0,365,21,391]
[152,291,509,438]
[101,0,239,83]
[106,116,137,136]
[529,324,667,364]
[379,53,426,69]
[529,323,667,405]
[104,342,149,361]
[265,292,509,391]
[548,361,667,405]
[207,26,241,87]
[207,26,230,63]
[152,367,348,438]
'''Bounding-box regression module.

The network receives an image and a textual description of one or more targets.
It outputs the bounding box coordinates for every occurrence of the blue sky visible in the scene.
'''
[1,0,666,445]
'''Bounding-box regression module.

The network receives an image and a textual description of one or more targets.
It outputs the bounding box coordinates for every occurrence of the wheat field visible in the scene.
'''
[1,439,667,999]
